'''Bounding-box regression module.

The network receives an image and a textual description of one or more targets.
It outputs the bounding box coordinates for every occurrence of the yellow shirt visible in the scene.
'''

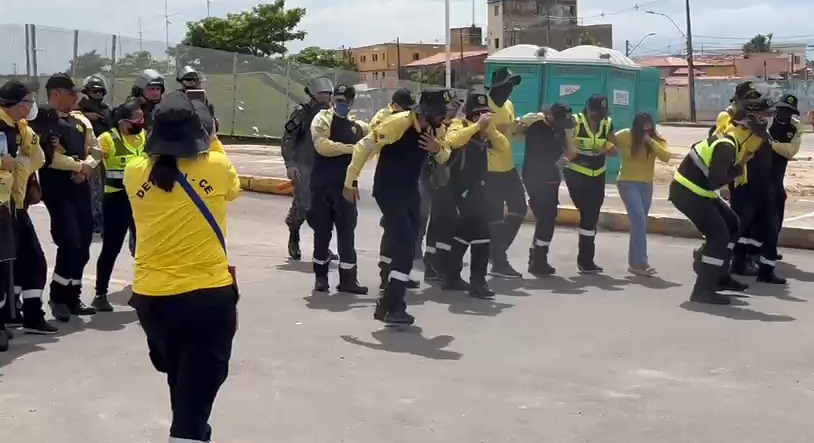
[369,104,398,129]
[615,129,671,183]
[486,97,516,172]
[48,111,101,172]
[344,111,450,189]
[124,151,241,296]
[445,118,508,150]
[310,109,370,157]
[0,108,45,207]
[714,107,734,135]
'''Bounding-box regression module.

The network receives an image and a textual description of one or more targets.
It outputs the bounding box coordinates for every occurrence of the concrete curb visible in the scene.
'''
[239,174,814,250]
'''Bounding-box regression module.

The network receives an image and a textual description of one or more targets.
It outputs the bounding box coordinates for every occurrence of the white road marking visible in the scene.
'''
[784,212,814,222]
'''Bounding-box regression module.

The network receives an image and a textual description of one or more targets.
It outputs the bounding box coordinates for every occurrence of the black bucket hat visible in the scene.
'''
[463,84,491,116]
[416,88,449,119]
[548,102,575,129]
[145,91,210,158]
[775,93,800,115]
[391,88,416,109]
[488,67,521,89]
[730,81,761,102]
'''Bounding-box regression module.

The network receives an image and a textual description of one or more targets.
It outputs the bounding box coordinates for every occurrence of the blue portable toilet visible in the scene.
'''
[544,46,646,183]
[637,67,662,123]
[484,44,560,166]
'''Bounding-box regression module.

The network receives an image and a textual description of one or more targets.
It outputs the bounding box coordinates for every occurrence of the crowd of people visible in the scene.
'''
[281,73,802,323]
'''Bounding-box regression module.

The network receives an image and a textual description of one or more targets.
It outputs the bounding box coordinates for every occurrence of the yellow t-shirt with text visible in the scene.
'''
[124,151,241,296]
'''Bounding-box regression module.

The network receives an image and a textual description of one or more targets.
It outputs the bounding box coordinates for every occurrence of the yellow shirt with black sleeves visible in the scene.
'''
[0,108,45,207]
[97,129,146,193]
[486,97,516,172]
[344,111,451,189]
[311,109,370,157]
[124,152,241,296]
[369,104,399,130]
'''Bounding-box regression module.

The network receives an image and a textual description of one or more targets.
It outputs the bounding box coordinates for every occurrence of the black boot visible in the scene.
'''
[378,261,390,291]
[469,282,496,299]
[91,294,114,312]
[313,259,330,292]
[577,234,603,274]
[468,241,492,299]
[314,276,330,292]
[337,268,369,295]
[692,247,702,275]
[22,298,58,335]
[757,263,787,285]
[49,282,72,323]
[717,273,749,293]
[442,240,470,291]
[731,253,758,276]
[67,286,96,316]
[423,252,442,282]
[6,293,23,328]
[288,229,302,261]
[374,298,388,321]
[328,250,339,261]
[529,246,556,276]
[690,262,730,305]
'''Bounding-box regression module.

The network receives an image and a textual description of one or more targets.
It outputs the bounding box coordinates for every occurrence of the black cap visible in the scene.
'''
[730,81,760,102]
[587,94,608,111]
[549,102,575,129]
[0,80,34,106]
[333,84,356,101]
[391,88,416,109]
[489,67,521,89]
[463,84,491,116]
[775,93,800,114]
[45,73,81,93]
[145,91,209,158]
[417,88,449,118]
[738,96,774,113]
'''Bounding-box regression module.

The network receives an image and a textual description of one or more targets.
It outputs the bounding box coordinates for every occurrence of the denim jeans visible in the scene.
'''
[617,181,653,267]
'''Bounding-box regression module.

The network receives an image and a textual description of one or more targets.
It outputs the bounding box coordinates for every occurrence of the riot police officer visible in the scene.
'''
[308,84,368,294]
[281,76,333,260]
[77,75,112,137]
[176,66,215,118]
[130,69,165,131]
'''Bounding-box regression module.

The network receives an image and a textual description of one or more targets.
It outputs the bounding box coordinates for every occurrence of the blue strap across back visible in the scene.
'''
[175,171,226,253]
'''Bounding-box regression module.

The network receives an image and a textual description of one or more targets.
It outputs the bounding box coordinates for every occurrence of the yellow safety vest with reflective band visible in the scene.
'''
[565,113,611,177]
[673,136,738,198]
[103,129,145,193]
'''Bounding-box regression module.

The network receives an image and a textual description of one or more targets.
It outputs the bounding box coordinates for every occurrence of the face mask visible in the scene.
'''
[25,101,38,121]
[428,116,444,128]
[127,124,143,135]
[489,85,512,107]
[334,103,351,117]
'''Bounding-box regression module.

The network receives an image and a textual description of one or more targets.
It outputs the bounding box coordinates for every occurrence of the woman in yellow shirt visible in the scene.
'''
[124,91,240,443]
[615,113,670,276]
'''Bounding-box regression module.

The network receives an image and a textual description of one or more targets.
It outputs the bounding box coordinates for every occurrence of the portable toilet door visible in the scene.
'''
[636,67,662,123]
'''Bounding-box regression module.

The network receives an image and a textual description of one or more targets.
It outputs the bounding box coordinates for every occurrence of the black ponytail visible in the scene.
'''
[149,155,178,192]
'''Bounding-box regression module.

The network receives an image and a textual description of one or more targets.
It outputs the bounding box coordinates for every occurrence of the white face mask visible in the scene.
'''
[25,101,38,121]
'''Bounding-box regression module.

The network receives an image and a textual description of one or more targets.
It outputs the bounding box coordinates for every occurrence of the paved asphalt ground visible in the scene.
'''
[1,188,813,442]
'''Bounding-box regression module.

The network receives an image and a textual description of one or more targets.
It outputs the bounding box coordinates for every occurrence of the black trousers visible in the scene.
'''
[423,185,458,269]
[526,179,560,258]
[730,185,779,268]
[775,185,787,235]
[308,185,358,279]
[130,285,238,442]
[484,169,527,264]
[96,191,135,296]
[15,209,48,321]
[42,181,93,304]
[440,186,491,284]
[669,181,739,289]
[563,169,605,264]
[376,189,420,313]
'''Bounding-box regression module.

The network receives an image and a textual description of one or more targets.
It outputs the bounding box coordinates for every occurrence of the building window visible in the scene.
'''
[493,4,499,15]
[412,52,420,60]
[569,5,576,16]
[373,53,378,61]
[382,53,386,61]
[494,38,500,49]
[360,55,366,63]
[794,55,802,64]
[373,72,379,79]
[382,71,386,78]
[535,2,544,15]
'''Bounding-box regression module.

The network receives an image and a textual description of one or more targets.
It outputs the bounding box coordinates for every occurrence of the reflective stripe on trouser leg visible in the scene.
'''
[470,239,490,284]
[759,256,776,267]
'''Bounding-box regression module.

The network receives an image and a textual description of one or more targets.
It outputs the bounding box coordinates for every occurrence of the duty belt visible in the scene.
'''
[105,170,125,189]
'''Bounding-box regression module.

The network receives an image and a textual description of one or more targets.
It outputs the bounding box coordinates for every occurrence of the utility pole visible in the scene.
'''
[138,18,143,51]
[206,0,211,17]
[685,0,697,122]
[396,37,402,80]
[444,0,451,88]
[164,0,171,72]
[625,40,630,57]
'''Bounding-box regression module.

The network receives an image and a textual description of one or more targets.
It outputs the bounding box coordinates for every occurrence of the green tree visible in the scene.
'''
[68,50,112,78]
[116,51,166,76]
[578,32,601,47]
[289,46,355,70]
[743,33,773,53]
[409,70,444,86]
[182,1,306,57]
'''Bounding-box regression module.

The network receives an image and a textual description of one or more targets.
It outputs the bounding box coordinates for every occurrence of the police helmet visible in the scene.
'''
[82,75,107,93]
[305,77,334,96]
[131,69,165,99]
[177,65,205,83]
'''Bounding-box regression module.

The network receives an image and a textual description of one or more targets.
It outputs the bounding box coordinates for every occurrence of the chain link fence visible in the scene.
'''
[0,24,466,139]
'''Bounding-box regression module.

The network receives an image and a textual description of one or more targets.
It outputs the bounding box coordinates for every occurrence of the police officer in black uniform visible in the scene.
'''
[281,76,334,260]
[308,84,368,294]
[769,94,803,247]
[521,102,575,276]
[177,66,215,118]
[77,75,112,137]
[438,86,496,299]
[130,69,165,131]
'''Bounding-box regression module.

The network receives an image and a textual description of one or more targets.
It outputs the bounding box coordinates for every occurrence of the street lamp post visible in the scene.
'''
[626,32,656,57]
[444,0,452,88]
[646,3,696,121]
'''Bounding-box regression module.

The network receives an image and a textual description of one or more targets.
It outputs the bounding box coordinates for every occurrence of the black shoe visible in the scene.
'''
[577,261,604,274]
[49,301,72,322]
[490,262,523,279]
[384,311,415,325]
[6,309,23,328]
[68,300,97,316]
[23,318,59,335]
[0,329,8,352]
[529,261,556,277]
[469,283,496,299]
[692,248,702,274]
[287,231,301,261]
[328,250,339,261]
[423,263,443,282]
[91,295,114,312]
[717,275,749,292]
[407,279,420,289]
[373,299,388,321]
[757,270,787,285]
[690,289,731,305]
[777,253,784,260]
[731,258,758,277]
[337,281,369,295]
[442,276,471,291]
[379,280,388,291]
[314,276,330,292]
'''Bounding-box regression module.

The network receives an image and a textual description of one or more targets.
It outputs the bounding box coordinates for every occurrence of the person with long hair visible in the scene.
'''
[92,100,145,311]
[615,113,670,276]
[124,91,240,442]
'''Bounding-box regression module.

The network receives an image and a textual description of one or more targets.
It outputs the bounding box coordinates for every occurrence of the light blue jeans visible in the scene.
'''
[617,181,653,267]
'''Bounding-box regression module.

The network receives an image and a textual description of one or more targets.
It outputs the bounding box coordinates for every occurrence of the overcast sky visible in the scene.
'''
[0,0,811,74]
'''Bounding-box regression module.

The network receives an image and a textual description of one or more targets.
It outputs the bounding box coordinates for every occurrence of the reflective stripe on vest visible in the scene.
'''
[673,137,734,198]
[565,113,610,176]
[103,129,144,192]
